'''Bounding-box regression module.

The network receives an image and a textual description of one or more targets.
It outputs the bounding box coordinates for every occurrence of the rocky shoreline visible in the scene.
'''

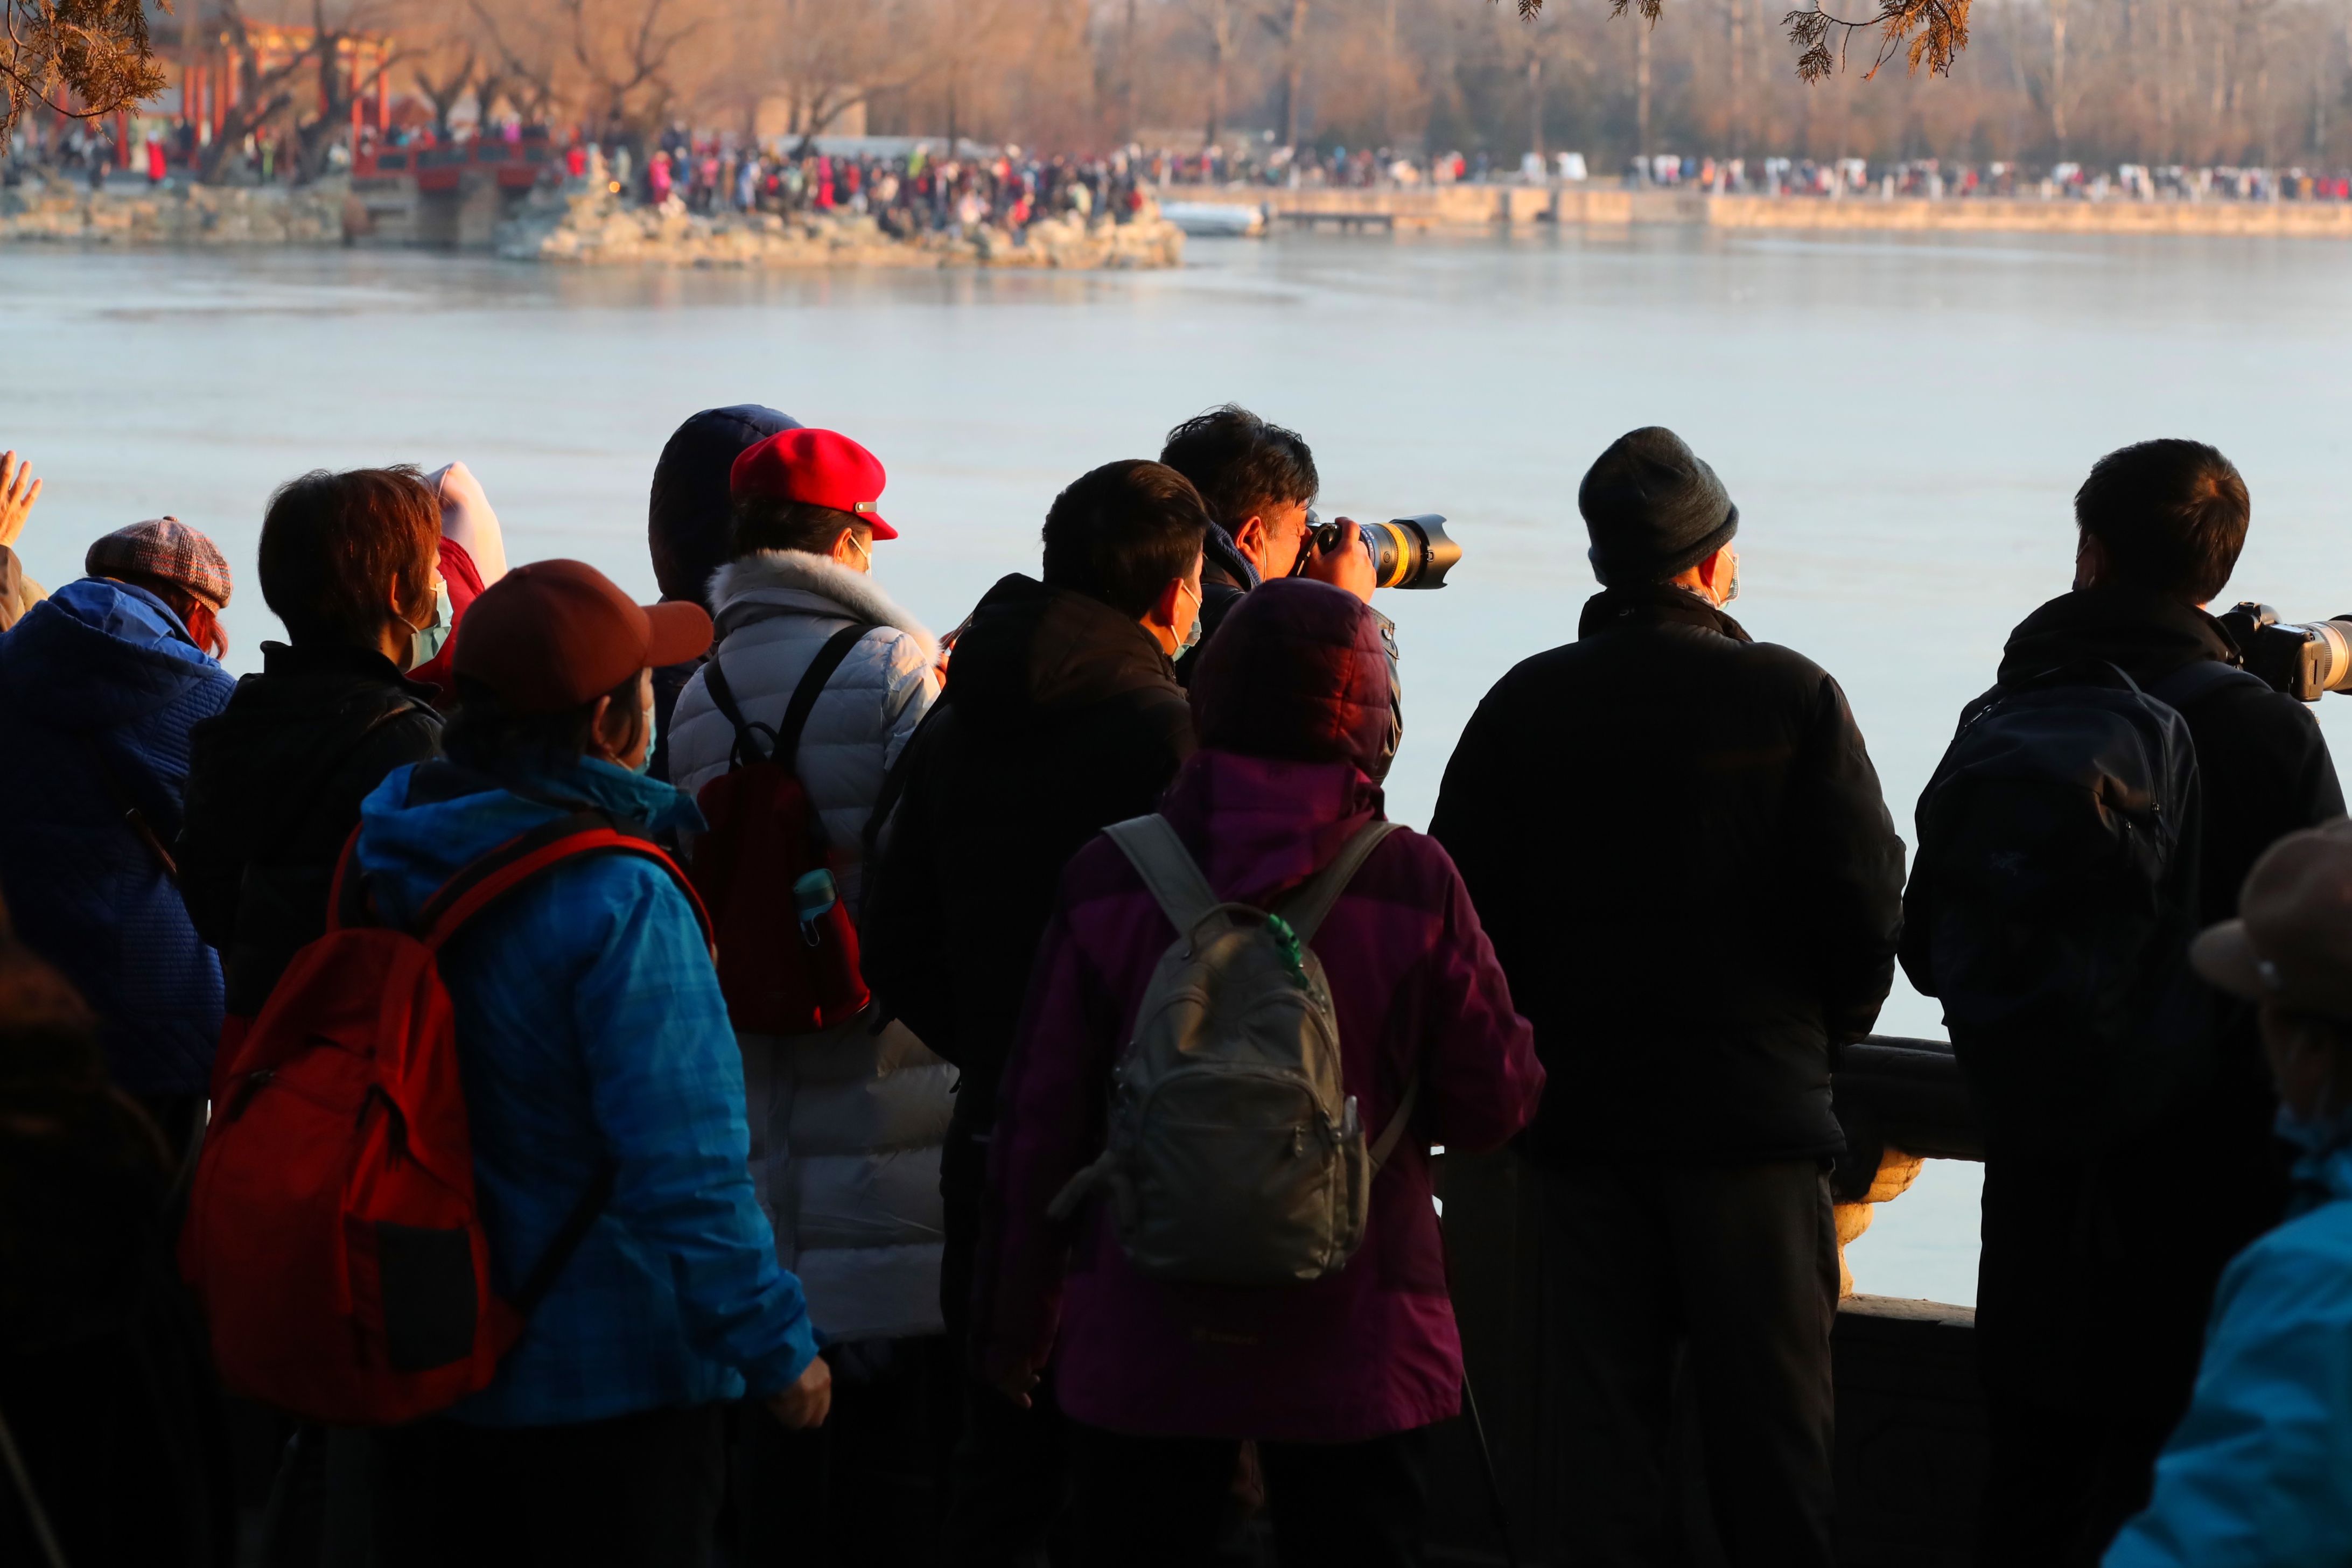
[0,173,1186,270]
[492,185,1186,270]
[0,176,349,246]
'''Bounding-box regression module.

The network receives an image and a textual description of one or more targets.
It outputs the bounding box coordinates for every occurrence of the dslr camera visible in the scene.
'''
[2217,603,2352,701]
[1292,512,1462,591]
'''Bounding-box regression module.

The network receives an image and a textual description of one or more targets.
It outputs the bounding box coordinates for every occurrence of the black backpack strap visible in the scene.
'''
[773,625,872,769]
[511,1154,618,1319]
[703,657,775,768]
[862,698,947,864]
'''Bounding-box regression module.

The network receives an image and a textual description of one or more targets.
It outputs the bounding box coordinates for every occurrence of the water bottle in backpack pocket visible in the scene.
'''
[1048,814,1419,1287]
[688,627,872,1036]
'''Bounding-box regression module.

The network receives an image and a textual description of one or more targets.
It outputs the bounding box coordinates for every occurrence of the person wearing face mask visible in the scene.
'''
[663,428,950,1557]
[0,516,237,1153]
[2104,820,2352,1568]
[1429,426,1905,1568]
[355,559,831,1564]
[179,467,450,1089]
[859,459,1206,1565]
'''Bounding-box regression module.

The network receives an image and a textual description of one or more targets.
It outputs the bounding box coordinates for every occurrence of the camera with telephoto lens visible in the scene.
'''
[2216,603,2352,701]
[1292,512,1462,591]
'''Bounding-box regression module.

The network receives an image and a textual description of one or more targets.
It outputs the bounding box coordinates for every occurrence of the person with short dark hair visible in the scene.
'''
[1901,438,2343,1562]
[0,518,238,1149]
[361,559,830,1565]
[860,458,1209,1564]
[1157,404,1397,771]
[178,467,450,1059]
[1430,426,1905,1567]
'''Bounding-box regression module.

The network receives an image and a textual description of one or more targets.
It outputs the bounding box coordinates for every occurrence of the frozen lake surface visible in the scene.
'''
[12,227,2352,1304]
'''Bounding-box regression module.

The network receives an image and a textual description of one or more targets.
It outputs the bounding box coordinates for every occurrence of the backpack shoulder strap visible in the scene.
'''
[702,657,772,767]
[1104,814,1222,939]
[1278,820,1402,946]
[772,624,872,769]
[1367,1073,1422,1173]
[327,825,372,931]
[412,813,716,956]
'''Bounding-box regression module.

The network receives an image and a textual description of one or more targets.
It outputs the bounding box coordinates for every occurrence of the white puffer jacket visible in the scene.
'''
[669,550,953,1342]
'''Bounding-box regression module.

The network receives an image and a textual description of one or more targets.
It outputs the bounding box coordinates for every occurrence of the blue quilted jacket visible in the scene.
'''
[0,578,233,1093]
[356,754,819,1426]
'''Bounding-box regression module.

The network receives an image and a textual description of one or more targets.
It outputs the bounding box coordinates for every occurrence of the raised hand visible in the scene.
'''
[0,452,41,551]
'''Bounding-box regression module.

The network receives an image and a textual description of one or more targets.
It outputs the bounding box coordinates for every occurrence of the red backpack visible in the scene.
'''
[688,626,871,1035]
[179,812,713,1427]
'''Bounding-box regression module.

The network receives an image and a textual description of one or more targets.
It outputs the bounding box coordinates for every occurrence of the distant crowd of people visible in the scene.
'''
[4,405,2352,1568]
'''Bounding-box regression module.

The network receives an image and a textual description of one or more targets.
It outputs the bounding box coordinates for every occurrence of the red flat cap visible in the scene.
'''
[453,559,711,714]
[729,428,898,540]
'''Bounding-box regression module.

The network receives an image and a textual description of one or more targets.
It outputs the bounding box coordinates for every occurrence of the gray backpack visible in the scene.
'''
[1046,814,1419,1287]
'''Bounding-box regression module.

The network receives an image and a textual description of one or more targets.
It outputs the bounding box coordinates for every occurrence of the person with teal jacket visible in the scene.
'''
[2108,818,2352,1568]
[358,558,830,1566]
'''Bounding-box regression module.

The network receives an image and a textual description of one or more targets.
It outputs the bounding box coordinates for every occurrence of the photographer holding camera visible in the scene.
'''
[1157,406,1417,778]
[1902,438,2344,1564]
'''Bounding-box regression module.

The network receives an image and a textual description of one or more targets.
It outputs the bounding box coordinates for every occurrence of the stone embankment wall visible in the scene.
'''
[1186,181,2352,238]
[0,177,352,245]
[496,187,1185,270]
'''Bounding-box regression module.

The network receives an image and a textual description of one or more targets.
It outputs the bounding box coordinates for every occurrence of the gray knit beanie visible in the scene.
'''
[1578,426,1739,586]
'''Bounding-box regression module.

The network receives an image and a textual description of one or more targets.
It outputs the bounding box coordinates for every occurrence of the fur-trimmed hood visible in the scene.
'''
[709,550,938,661]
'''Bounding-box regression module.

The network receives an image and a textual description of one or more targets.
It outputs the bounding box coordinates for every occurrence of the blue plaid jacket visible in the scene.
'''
[358,755,817,1426]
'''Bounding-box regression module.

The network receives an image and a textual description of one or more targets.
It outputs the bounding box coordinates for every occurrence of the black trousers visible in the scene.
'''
[374,1403,726,1568]
[1535,1159,1839,1568]
[1975,1118,2291,1566]
[939,1111,1070,1566]
[1973,1135,2094,1567]
[1070,1423,1430,1568]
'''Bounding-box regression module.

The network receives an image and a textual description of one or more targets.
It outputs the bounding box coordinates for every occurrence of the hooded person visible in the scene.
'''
[178,468,450,1073]
[974,578,1544,1568]
[645,404,802,780]
[359,558,830,1565]
[0,517,236,1146]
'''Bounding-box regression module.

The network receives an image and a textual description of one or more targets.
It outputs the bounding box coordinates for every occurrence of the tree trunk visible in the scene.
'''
[1282,0,1310,150]
[1636,20,1652,159]
[1730,0,1745,157]
[1528,51,1543,158]
[1206,0,1229,151]
[2050,0,2069,155]
[1381,0,1397,144]
[1123,0,1139,142]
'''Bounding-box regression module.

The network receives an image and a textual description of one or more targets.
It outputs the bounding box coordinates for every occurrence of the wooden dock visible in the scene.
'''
[1176,183,2352,240]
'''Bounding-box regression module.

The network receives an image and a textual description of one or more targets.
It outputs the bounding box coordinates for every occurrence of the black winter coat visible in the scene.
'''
[1430,584,1906,1164]
[861,574,1194,1125]
[1901,585,2344,1148]
[178,642,442,1019]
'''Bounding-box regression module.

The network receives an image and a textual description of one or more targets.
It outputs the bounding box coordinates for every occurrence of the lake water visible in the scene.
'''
[11,227,2352,1304]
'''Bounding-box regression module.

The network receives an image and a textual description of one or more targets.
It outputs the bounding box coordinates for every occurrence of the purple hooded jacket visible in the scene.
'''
[975,579,1543,1443]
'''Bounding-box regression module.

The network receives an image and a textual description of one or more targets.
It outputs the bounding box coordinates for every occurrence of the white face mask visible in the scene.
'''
[1175,578,1203,655]
[402,582,452,672]
[629,692,657,775]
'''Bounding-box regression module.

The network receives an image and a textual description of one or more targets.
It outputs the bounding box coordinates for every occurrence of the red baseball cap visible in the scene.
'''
[729,428,898,540]
[453,559,712,714]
